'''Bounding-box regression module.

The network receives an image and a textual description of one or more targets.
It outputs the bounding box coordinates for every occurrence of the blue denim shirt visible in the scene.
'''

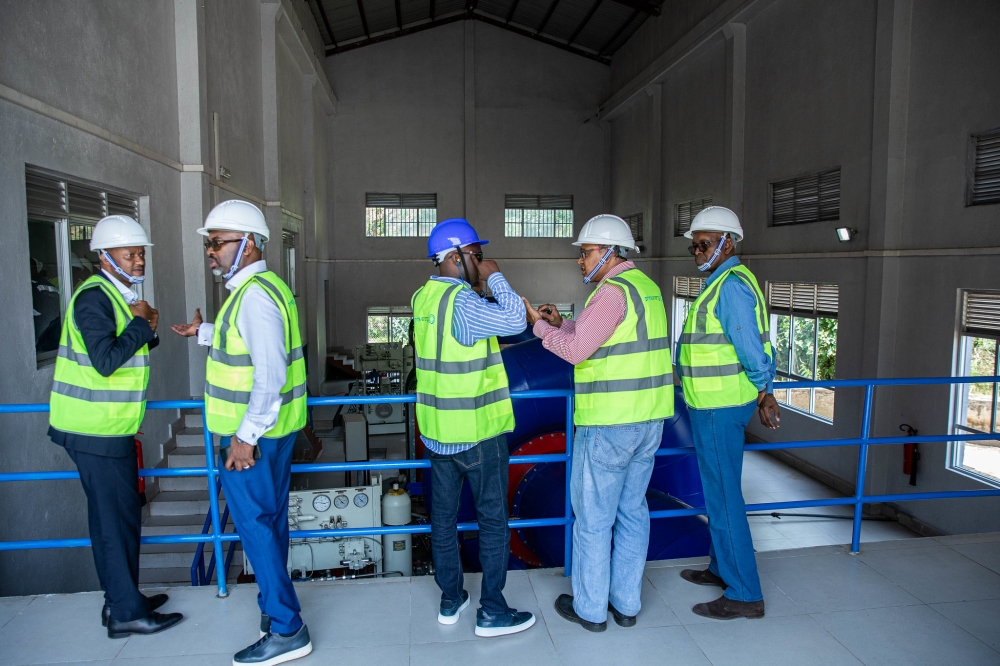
[703,256,775,393]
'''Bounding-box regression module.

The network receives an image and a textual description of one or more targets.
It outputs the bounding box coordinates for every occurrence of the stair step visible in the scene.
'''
[175,430,223,449]
[139,561,242,585]
[148,490,226,516]
[183,413,204,429]
[160,475,211,491]
[168,446,221,468]
[141,544,242,569]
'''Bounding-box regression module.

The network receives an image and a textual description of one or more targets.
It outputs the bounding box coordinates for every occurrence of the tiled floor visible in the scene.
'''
[2,535,1000,665]
[741,451,918,551]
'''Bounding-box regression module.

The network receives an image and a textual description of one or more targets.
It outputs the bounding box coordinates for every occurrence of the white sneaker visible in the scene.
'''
[438,591,471,625]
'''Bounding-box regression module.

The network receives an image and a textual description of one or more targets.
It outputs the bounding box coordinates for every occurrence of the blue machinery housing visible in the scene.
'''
[3,361,1000,597]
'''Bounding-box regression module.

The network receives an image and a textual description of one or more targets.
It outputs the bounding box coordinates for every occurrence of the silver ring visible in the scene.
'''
[243,465,250,470]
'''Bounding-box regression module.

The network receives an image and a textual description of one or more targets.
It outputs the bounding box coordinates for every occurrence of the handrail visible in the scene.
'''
[3,378,1000,598]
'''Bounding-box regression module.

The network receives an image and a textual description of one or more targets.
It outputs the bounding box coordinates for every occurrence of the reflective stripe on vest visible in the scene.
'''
[49,276,149,436]
[678,263,773,409]
[204,271,307,437]
[573,268,675,426]
[412,279,514,445]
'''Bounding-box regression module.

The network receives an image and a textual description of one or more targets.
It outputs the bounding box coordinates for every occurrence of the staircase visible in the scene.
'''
[326,346,360,380]
[139,412,242,586]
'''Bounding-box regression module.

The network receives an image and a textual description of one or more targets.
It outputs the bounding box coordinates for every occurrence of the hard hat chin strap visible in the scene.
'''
[583,246,615,284]
[223,235,250,280]
[101,251,145,285]
[697,233,728,273]
[455,245,472,286]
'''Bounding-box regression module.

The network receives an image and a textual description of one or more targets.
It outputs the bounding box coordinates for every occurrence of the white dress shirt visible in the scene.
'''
[101,269,138,305]
[197,260,288,445]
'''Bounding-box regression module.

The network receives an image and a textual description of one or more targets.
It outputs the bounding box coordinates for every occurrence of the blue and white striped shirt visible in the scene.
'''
[421,272,527,455]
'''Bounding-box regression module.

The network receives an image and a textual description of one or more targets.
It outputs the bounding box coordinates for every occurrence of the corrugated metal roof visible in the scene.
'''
[306,0,657,62]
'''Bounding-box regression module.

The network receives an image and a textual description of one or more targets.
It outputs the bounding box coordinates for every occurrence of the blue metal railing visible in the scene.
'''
[3,378,1000,598]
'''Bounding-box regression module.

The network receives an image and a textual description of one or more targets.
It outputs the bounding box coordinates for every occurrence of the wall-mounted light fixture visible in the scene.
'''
[219,166,232,180]
[836,227,857,242]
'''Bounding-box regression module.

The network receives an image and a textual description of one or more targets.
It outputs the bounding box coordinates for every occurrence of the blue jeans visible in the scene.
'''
[219,431,303,635]
[429,434,511,616]
[688,401,762,602]
[571,420,663,623]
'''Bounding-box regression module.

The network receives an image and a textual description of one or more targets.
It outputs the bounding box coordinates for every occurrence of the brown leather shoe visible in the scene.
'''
[692,595,764,620]
[680,568,728,589]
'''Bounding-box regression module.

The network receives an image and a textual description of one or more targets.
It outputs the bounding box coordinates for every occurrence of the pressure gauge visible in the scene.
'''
[354,492,369,508]
[334,495,350,509]
[312,495,332,512]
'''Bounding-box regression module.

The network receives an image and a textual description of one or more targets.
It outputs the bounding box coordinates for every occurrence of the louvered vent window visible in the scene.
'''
[504,195,573,237]
[24,165,142,367]
[281,230,297,296]
[951,289,1000,487]
[674,276,706,299]
[767,281,839,422]
[671,276,707,361]
[675,197,712,236]
[623,213,644,244]
[770,168,840,226]
[365,193,437,237]
[968,129,1000,206]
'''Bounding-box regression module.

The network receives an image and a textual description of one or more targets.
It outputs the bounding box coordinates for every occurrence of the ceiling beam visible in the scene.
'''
[599,8,638,54]
[395,0,402,27]
[327,13,466,56]
[474,13,609,64]
[608,0,658,16]
[505,0,521,22]
[430,0,435,19]
[568,0,602,44]
[306,0,338,47]
[356,0,371,36]
[536,0,561,34]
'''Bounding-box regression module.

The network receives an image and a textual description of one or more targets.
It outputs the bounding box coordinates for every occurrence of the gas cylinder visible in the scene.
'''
[381,483,412,576]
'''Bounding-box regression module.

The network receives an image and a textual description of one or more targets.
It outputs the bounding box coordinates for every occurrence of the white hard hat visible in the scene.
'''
[90,215,153,251]
[685,206,744,243]
[572,214,638,252]
[198,199,270,242]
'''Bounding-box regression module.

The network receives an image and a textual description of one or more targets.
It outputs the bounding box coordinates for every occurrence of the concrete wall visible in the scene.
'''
[323,20,609,348]
[0,0,334,595]
[607,0,1000,535]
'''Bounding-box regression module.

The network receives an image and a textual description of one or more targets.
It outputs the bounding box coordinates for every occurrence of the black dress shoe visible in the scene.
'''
[102,593,169,627]
[692,595,764,620]
[680,568,728,589]
[554,594,606,632]
[107,611,183,639]
[608,602,636,627]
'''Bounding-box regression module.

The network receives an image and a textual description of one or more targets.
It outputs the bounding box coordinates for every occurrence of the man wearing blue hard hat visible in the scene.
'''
[412,218,535,637]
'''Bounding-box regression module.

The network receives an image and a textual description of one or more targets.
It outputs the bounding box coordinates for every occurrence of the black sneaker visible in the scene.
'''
[233,624,312,665]
[608,602,636,627]
[260,614,271,639]
[475,608,535,637]
[438,590,470,625]
[554,594,606,632]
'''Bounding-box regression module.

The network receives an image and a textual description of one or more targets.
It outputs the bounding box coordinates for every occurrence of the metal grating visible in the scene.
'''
[674,276,705,299]
[768,282,839,316]
[963,291,1000,336]
[366,192,437,208]
[675,196,712,237]
[969,128,1000,206]
[505,194,573,209]
[770,167,841,226]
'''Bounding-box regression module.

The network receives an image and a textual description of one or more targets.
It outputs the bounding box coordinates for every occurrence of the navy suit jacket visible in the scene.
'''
[49,273,157,457]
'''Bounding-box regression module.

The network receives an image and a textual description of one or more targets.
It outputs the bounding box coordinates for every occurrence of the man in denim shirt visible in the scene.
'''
[527,215,674,632]
[676,206,780,620]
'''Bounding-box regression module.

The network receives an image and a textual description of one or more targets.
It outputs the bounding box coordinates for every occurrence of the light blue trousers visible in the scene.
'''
[688,401,763,602]
[570,420,663,623]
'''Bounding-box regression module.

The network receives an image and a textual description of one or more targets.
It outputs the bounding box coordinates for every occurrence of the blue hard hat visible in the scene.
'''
[426,218,489,258]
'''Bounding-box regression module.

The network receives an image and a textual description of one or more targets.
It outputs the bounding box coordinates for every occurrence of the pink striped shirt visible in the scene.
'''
[532,261,634,365]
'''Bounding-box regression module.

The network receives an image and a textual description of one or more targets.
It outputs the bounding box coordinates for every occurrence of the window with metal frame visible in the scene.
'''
[768,282,839,422]
[25,165,142,367]
[672,276,707,358]
[504,194,573,237]
[950,290,1000,487]
[675,197,712,237]
[367,306,413,344]
[770,168,840,226]
[967,128,1000,206]
[365,193,437,237]
[281,231,297,296]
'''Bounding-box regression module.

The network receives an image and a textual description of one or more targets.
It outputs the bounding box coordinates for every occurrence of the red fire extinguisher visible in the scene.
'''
[135,432,148,506]
[900,424,919,487]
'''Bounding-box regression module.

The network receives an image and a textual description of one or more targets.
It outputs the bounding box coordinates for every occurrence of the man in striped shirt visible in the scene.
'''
[413,218,534,638]
[526,214,673,632]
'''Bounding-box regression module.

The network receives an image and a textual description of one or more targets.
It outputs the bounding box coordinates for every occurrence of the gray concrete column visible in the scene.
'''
[464,21,477,219]
[723,21,747,220]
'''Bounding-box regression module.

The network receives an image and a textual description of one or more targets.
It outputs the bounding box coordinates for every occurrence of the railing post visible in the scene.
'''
[563,393,574,577]
[851,385,875,553]
[202,412,229,597]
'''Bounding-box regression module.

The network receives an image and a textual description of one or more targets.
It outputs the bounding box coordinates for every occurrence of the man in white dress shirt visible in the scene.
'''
[172,200,311,666]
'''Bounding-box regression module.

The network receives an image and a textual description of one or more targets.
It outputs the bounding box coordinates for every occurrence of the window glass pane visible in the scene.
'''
[555,209,574,237]
[966,337,996,432]
[389,316,412,344]
[788,381,811,412]
[28,219,63,361]
[505,209,522,237]
[960,439,1000,482]
[68,222,99,291]
[367,316,389,343]
[773,388,788,404]
[418,209,437,236]
[366,207,435,237]
[505,208,572,237]
[817,317,837,380]
[774,314,790,374]
[792,316,815,379]
[814,387,835,421]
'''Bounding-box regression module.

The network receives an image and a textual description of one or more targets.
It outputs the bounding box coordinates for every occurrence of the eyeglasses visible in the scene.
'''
[687,240,720,255]
[203,238,244,251]
[579,247,603,260]
[460,251,484,262]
